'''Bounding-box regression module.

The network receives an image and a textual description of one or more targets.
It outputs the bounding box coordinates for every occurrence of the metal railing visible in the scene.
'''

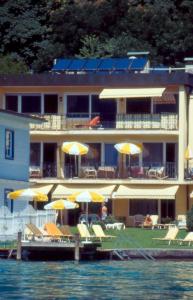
[30,162,177,180]
[30,113,178,131]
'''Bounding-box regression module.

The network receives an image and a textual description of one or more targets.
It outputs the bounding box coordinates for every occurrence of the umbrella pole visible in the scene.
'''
[60,210,63,225]
[86,202,88,224]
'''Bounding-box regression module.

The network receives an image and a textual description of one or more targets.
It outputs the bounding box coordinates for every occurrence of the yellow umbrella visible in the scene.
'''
[44,199,79,210]
[7,188,48,202]
[114,142,143,177]
[61,141,89,177]
[68,191,105,223]
[44,199,79,224]
[185,145,193,160]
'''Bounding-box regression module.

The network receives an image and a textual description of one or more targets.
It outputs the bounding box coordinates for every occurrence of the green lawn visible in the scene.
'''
[99,227,190,249]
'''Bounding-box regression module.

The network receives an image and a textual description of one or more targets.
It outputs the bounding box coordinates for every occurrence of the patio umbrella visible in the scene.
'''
[7,188,48,202]
[67,191,105,224]
[61,141,89,177]
[185,145,193,178]
[185,145,193,160]
[44,199,79,224]
[114,142,143,177]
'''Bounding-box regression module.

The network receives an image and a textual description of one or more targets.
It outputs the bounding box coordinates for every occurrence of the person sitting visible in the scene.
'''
[143,214,153,228]
[89,116,101,128]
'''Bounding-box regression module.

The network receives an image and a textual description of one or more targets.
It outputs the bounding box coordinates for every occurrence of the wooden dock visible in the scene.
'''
[21,240,101,261]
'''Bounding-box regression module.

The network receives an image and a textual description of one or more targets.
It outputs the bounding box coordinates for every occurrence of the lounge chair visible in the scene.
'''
[148,166,168,179]
[143,215,159,229]
[77,223,96,243]
[92,224,116,241]
[177,215,187,229]
[24,223,50,241]
[152,226,179,245]
[44,223,65,241]
[175,232,193,246]
[59,225,74,240]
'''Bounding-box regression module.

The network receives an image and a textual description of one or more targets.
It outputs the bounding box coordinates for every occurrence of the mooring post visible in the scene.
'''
[74,234,80,262]
[16,231,22,260]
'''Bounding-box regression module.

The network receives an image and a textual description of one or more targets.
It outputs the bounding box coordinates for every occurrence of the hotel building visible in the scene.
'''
[1,56,193,225]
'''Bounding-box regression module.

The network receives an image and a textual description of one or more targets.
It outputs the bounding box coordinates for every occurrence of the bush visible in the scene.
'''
[187,206,193,231]
[103,215,118,224]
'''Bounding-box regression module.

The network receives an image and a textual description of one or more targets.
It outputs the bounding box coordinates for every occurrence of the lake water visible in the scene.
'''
[1,259,193,299]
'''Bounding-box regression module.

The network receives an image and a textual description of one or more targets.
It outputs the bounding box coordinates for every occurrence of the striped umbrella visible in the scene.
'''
[44,199,79,210]
[44,199,79,224]
[68,191,105,223]
[114,142,143,155]
[61,142,89,177]
[185,145,193,160]
[61,141,88,155]
[114,142,143,177]
[7,188,48,202]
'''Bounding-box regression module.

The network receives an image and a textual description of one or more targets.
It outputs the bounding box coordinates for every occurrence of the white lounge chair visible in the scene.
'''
[152,226,179,245]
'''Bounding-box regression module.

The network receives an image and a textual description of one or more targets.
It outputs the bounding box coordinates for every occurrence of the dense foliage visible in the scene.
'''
[187,206,193,231]
[0,0,193,73]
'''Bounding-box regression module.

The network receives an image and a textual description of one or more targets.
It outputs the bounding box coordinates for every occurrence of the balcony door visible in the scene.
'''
[43,143,57,177]
[92,95,117,128]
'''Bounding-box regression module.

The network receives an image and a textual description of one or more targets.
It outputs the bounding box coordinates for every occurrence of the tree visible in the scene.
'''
[0,55,29,74]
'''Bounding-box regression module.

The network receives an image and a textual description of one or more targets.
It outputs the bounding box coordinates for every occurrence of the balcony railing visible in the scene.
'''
[30,113,178,131]
[30,162,177,180]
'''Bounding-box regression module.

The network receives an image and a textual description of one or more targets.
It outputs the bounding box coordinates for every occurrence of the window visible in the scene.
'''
[4,189,14,213]
[126,98,151,114]
[21,95,41,113]
[44,94,58,114]
[5,129,14,160]
[142,143,163,167]
[5,95,18,112]
[130,199,158,215]
[104,144,118,166]
[81,143,101,166]
[30,143,41,166]
[67,95,89,117]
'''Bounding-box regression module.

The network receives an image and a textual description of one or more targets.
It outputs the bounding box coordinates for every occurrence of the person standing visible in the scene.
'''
[101,203,108,220]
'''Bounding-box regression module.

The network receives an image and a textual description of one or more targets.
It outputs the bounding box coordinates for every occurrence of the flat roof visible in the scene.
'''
[0,72,192,87]
[0,109,45,123]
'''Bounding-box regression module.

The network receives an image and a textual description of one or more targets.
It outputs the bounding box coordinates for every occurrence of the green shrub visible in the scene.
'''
[103,215,118,224]
[187,206,193,231]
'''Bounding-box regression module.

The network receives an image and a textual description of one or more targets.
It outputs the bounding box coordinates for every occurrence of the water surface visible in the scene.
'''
[0,260,193,299]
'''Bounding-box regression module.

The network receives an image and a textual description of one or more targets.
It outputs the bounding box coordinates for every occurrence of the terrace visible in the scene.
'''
[30,112,178,131]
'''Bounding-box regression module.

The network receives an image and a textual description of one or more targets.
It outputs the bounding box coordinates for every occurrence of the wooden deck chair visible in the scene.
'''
[152,226,179,245]
[92,225,116,241]
[77,223,96,243]
[175,232,193,246]
[24,223,44,241]
[59,225,74,240]
[44,223,65,241]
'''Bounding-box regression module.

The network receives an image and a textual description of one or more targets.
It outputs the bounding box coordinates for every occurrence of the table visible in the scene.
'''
[105,223,125,230]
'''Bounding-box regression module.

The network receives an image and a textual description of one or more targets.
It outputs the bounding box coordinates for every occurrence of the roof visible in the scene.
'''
[0,109,45,123]
[52,57,148,72]
[0,72,193,87]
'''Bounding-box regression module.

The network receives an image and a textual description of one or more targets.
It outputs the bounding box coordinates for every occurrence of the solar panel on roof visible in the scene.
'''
[114,58,130,70]
[52,59,72,71]
[129,58,147,70]
[99,58,115,70]
[84,58,101,71]
[67,59,87,71]
[51,57,148,72]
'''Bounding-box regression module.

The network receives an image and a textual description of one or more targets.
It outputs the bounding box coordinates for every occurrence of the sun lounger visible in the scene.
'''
[92,224,116,241]
[44,223,65,241]
[175,232,193,246]
[152,226,179,245]
[59,225,75,240]
[24,223,50,241]
[77,223,96,243]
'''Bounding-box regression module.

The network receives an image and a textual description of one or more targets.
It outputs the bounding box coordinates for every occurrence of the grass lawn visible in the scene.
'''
[71,227,191,250]
[99,227,191,249]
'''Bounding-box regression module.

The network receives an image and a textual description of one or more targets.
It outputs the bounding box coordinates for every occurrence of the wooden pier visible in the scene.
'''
[20,240,101,261]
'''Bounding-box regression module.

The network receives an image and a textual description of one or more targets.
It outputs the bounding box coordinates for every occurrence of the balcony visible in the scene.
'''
[30,113,178,131]
[30,162,177,180]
